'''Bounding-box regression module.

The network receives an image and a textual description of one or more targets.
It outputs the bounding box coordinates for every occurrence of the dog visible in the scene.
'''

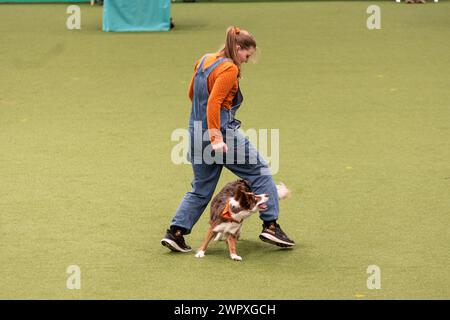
[195,179,291,261]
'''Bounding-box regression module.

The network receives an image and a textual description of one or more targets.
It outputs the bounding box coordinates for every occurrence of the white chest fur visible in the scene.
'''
[213,221,242,237]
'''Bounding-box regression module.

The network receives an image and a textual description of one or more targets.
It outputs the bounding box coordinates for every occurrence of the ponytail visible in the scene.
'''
[220,26,257,77]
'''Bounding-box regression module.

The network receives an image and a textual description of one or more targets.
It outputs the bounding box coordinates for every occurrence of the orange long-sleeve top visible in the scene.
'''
[188,52,239,145]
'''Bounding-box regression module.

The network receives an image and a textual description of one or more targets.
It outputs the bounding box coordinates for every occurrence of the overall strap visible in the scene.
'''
[195,55,209,76]
[195,55,232,77]
[203,57,231,77]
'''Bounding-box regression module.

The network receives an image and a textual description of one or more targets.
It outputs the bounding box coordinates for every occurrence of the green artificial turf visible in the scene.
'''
[0,1,449,299]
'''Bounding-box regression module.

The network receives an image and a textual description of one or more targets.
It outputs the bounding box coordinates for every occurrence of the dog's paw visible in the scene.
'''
[230,254,242,261]
[195,250,205,258]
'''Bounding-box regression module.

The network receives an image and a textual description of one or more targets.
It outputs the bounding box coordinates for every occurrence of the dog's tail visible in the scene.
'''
[276,182,291,200]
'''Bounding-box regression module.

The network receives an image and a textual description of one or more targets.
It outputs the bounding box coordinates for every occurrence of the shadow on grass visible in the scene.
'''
[159,239,310,260]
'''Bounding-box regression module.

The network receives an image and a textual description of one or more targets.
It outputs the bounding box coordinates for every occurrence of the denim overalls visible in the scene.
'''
[171,55,279,234]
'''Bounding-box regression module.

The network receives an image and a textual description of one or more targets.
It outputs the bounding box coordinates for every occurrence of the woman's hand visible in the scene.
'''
[212,141,228,153]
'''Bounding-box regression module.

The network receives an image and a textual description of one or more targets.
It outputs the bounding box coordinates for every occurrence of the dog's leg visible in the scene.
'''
[213,232,223,241]
[236,225,242,241]
[195,226,216,258]
[226,234,242,261]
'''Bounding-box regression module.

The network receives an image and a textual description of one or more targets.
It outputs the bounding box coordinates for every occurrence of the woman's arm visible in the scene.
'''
[188,61,200,102]
[188,74,195,102]
[207,64,239,146]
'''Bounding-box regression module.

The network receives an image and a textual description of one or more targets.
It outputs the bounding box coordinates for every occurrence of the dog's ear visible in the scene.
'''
[233,186,246,200]
[238,190,251,210]
[242,179,251,190]
[236,179,251,190]
[236,187,256,210]
[233,187,248,208]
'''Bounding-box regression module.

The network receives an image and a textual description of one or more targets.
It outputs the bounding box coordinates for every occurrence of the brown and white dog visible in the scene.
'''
[195,179,290,261]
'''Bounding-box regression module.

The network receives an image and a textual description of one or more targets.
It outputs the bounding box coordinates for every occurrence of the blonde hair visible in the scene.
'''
[219,26,257,77]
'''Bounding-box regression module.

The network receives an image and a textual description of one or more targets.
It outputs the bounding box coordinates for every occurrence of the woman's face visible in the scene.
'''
[237,46,256,64]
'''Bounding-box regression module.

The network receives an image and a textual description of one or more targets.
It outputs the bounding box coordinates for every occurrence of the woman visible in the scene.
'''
[161,26,295,252]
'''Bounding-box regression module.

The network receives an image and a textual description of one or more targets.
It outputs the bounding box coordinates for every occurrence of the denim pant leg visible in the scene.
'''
[171,162,223,234]
[224,130,279,222]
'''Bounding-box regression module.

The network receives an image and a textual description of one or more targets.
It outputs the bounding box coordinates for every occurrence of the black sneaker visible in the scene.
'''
[161,229,192,252]
[259,222,295,248]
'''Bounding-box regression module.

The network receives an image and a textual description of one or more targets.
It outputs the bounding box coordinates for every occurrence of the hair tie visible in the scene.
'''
[234,27,240,35]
